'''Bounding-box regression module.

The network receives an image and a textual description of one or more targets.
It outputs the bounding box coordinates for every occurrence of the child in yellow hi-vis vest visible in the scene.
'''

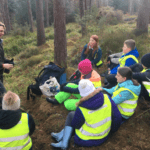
[50,79,122,149]
[104,39,139,88]
[101,67,141,122]
[130,53,150,104]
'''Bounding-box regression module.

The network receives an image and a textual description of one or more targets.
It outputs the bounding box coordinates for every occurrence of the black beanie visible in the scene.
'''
[141,53,150,68]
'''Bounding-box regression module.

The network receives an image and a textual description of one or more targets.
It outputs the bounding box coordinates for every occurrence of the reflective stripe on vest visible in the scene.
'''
[0,113,32,150]
[119,54,138,67]
[80,70,101,87]
[75,94,112,140]
[141,69,150,97]
[112,85,138,117]
[96,60,103,66]
[94,50,103,66]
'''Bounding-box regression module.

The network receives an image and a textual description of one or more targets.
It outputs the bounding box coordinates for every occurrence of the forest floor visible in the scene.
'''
[4,20,150,150]
[21,64,150,150]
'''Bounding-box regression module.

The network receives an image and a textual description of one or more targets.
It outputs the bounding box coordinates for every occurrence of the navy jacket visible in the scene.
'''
[81,44,102,65]
[71,92,122,147]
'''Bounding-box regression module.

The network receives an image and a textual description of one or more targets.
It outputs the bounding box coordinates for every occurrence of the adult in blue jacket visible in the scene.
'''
[81,35,103,68]
[50,79,122,149]
[104,39,139,88]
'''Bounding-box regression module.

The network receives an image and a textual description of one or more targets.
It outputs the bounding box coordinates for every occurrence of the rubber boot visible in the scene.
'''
[51,129,64,142]
[51,126,73,150]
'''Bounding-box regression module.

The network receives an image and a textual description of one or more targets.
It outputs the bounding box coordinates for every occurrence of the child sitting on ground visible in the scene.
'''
[104,39,139,88]
[130,53,150,103]
[100,67,141,122]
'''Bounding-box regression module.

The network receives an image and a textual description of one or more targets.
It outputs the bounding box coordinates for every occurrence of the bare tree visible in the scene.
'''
[0,0,11,33]
[79,0,86,36]
[0,13,3,22]
[89,0,92,9]
[85,0,87,10]
[4,0,11,32]
[27,0,34,32]
[136,0,150,34]
[53,0,67,68]
[44,0,49,27]
[36,0,45,46]
[128,0,134,15]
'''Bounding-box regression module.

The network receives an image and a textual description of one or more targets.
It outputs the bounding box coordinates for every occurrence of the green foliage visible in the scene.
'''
[75,5,99,28]
[100,28,135,54]
[10,22,30,36]
[98,7,123,26]
[21,56,42,70]
[110,0,129,13]
[17,47,39,59]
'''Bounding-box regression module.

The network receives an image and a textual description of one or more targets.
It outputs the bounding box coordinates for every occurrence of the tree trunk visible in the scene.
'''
[0,0,11,33]
[53,0,67,68]
[36,0,46,46]
[45,0,49,27]
[136,0,150,34]
[79,0,86,36]
[89,0,92,9]
[128,0,134,15]
[4,0,11,33]
[27,0,34,32]
[85,0,87,10]
[135,0,141,13]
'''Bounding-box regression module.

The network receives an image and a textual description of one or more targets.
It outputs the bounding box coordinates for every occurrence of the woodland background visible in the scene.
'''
[0,0,150,150]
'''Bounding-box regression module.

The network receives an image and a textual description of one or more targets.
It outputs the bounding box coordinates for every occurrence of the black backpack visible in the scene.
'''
[69,69,81,82]
[27,62,65,100]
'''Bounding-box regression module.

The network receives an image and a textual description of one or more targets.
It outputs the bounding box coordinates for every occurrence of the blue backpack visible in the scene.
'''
[27,62,65,100]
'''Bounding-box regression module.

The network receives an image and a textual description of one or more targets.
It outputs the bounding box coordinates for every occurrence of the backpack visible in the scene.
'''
[27,62,65,100]
[69,69,81,82]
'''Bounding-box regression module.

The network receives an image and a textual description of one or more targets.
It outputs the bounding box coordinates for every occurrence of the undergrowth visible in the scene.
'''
[3,21,150,96]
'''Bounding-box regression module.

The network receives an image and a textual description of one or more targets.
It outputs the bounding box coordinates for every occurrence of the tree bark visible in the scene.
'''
[45,0,49,27]
[4,0,11,33]
[85,0,87,10]
[128,0,134,15]
[36,0,46,46]
[79,0,86,36]
[27,0,34,32]
[136,0,150,34]
[0,0,11,33]
[89,0,92,9]
[53,0,67,68]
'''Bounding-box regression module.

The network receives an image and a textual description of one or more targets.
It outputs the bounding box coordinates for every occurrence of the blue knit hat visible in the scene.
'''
[141,53,150,68]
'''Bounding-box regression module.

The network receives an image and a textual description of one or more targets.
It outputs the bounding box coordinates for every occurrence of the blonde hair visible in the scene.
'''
[0,22,6,30]
[2,91,20,110]
[124,39,135,50]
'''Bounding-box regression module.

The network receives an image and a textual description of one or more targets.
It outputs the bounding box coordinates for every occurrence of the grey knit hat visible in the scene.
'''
[141,53,150,68]
[2,91,20,110]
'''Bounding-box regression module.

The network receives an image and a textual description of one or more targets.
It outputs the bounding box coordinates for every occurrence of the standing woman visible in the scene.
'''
[0,22,13,83]
[0,22,13,107]
[81,35,103,68]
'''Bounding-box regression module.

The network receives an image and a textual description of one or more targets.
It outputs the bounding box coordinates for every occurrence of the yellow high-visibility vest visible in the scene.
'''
[112,85,138,117]
[75,94,112,140]
[141,69,150,96]
[119,54,138,67]
[94,52,103,67]
[0,113,32,150]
